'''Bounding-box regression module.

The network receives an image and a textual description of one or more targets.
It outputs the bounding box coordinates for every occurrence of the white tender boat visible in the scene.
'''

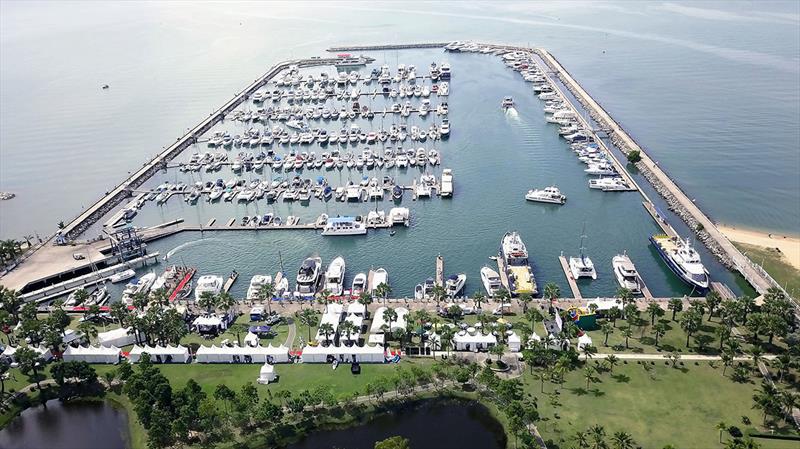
[612,253,642,294]
[369,268,388,294]
[502,96,514,108]
[324,256,346,296]
[480,266,502,297]
[525,186,566,204]
[246,274,273,301]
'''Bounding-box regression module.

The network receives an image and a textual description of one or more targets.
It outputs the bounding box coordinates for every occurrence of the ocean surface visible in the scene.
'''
[1,1,798,299]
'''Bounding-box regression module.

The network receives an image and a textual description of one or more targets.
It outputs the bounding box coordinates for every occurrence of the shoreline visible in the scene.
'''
[717,225,800,271]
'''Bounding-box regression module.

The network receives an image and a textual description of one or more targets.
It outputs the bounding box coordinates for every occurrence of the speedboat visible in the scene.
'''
[351,272,367,296]
[612,253,642,294]
[480,266,502,297]
[445,274,466,297]
[247,275,273,301]
[369,267,388,294]
[525,186,566,205]
[324,256,346,296]
[296,256,322,296]
[195,275,224,301]
[502,96,514,108]
[650,235,710,290]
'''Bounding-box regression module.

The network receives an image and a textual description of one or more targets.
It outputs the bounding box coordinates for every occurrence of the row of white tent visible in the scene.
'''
[195,345,290,363]
[1,345,53,363]
[301,344,385,363]
[63,345,121,364]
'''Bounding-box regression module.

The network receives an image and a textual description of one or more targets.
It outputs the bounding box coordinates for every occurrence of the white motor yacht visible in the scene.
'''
[369,268,388,294]
[110,269,136,284]
[351,273,367,297]
[502,96,514,108]
[525,186,566,205]
[324,256,346,296]
[480,266,502,297]
[296,257,322,296]
[247,275,273,301]
[445,273,466,297]
[612,253,642,294]
[195,275,224,301]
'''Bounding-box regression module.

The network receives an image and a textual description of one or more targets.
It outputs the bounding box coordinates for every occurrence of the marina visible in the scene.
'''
[0,42,790,309]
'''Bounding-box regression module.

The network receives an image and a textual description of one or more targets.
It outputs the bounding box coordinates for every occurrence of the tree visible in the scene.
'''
[318,322,335,345]
[584,365,596,389]
[607,306,622,327]
[652,321,668,347]
[446,304,462,324]
[228,322,249,346]
[383,307,398,335]
[147,406,175,449]
[472,290,486,312]
[0,358,9,395]
[721,350,734,376]
[198,291,217,313]
[665,351,681,368]
[375,282,392,306]
[647,302,664,326]
[543,282,560,301]
[621,326,633,349]
[489,343,506,364]
[705,291,722,321]
[518,292,533,313]
[601,322,614,346]
[748,346,764,374]
[214,383,236,418]
[626,149,641,163]
[374,436,411,449]
[216,291,236,315]
[257,282,276,314]
[616,287,633,305]
[77,321,98,344]
[72,288,90,307]
[431,284,446,308]
[680,309,702,348]
[298,308,318,341]
[1,286,24,322]
[606,354,619,374]
[612,431,636,449]
[316,288,332,313]
[358,291,373,317]
[667,297,683,321]
[15,347,45,389]
[716,325,732,352]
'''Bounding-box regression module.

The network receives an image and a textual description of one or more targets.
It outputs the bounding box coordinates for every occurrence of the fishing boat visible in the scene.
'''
[109,269,136,283]
[296,256,323,296]
[324,256,346,296]
[525,186,566,204]
[195,275,224,301]
[569,224,597,280]
[368,267,388,294]
[650,235,710,290]
[351,272,367,297]
[445,274,466,297]
[480,266,502,297]
[611,253,643,294]
[246,275,273,301]
[500,231,537,296]
[321,216,367,236]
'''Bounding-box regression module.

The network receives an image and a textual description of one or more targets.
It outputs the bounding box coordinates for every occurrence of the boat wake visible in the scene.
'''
[505,107,519,120]
[164,238,222,260]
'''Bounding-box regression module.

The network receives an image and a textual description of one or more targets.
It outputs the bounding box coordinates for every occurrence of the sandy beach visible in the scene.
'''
[718,225,800,271]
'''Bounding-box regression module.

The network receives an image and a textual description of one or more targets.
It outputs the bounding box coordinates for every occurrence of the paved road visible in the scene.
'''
[284,319,297,349]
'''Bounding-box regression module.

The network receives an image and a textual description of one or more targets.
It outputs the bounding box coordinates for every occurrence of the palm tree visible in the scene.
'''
[72,288,90,306]
[471,291,486,313]
[543,282,560,301]
[716,325,732,352]
[228,322,249,346]
[518,292,533,313]
[620,326,633,349]
[646,302,664,325]
[340,320,356,345]
[680,309,702,347]
[667,297,683,321]
[606,354,619,373]
[430,284,446,308]
[489,343,506,364]
[298,308,318,342]
[716,421,727,443]
[358,291,373,317]
[316,289,332,313]
[375,283,391,306]
[616,287,633,305]
[77,321,98,344]
[611,431,635,449]
[705,290,722,321]
[382,307,398,336]
[652,322,668,347]
[0,287,23,321]
[198,291,217,314]
[601,322,614,346]
[748,346,764,374]
[587,424,605,448]
[216,291,236,315]
[721,350,734,376]
[318,322,335,345]
[525,308,544,335]
[257,283,276,314]
[572,430,589,448]
[439,325,455,356]
[150,288,169,308]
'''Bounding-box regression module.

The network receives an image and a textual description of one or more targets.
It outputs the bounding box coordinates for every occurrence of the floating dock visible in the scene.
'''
[558,254,582,300]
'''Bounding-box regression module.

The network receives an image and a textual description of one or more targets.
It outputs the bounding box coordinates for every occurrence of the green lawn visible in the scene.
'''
[735,242,800,298]
[179,315,290,348]
[526,361,796,449]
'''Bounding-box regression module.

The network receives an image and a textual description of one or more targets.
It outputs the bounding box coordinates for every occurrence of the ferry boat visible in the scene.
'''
[195,274,223,301]
[324,256,346,296]
[480,266,502,297]
[351,272,367,297]
[445,274,466,297]
[246,274,273,301]
[369,267,388,294]
[500,231,537,296]
[321,216,367,236]
[568,224,597,279]
[525,186,566,204]
[611,253,642,294]
[502,96,514,108]
[296,256,323,296]
[650,235,710,290]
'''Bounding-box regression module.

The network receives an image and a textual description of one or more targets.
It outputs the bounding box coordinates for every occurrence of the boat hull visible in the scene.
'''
[649,236,709,291]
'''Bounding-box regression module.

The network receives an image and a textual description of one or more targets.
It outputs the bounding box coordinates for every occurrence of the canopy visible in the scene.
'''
[63,345,120,364]
[300,344,384,363]
[453,332,497,351]
[249,325,272,334]
[370,307,408,334]
[1,345,52,362]
[244,332,259,347]
[577,334,593,350]
[195,344,289,364]
[507,332,522,352]
[347,302,366,315]
[98,327,139,348]
[258,363,277,384]
[129,345,190,363]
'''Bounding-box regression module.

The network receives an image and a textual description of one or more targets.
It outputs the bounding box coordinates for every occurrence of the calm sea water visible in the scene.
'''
[1,2,798,298]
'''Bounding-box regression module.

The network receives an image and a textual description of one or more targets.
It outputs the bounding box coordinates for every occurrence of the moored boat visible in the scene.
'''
[650,235,709,290]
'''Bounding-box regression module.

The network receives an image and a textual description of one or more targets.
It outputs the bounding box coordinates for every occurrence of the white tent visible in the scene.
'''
[195,344,289,364]
[257,363,276,384]
[347,302,366,316]
[577,334,593,350]
[129,345,190,363]
[244,332,259,347]
[453,331,497,352]
[370,307,408,334]
[98,327,140,348]
[315,306,343,343]
[300,344,385,363]
[340,314,363,342]
[1,346,53,363]
[63,345,121,364]
[507,332,522,352]
[586,297,623,312]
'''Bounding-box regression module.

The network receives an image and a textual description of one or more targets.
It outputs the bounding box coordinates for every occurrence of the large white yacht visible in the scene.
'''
[195,275,224,301]
[321,216,367,235]
[650,235,710,290]
[611,253,642,294]
[351,272,367,296]
[500,231,537,296]
[246,274,273,301]
[296,257,322,296]
[369,268,389,294]
[480,266,502,297]
[324,256,346,296]
[569,225,597,280]
[445,274,466,297]
[525,186,566,205]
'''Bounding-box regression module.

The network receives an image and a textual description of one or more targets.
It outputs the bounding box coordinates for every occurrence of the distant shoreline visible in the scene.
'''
[718,224,800,271]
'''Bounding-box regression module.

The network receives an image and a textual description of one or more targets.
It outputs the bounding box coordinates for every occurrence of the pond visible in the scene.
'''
[286,398,507,449]
[0,399,129,449]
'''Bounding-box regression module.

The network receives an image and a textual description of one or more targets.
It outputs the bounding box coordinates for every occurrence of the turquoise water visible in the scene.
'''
[1,2,798,298]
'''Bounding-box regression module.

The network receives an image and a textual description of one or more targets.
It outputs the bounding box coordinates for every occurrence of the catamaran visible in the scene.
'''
[569,224,597,280]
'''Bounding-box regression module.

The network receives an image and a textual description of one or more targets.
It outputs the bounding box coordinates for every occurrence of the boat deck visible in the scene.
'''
[558,254,582,300]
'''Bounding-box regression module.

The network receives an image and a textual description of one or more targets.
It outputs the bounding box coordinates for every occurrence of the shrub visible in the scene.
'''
[626,150,642,163]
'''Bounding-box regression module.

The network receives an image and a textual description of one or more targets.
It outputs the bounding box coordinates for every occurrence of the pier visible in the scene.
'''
[435,255,444,287]
[328,43,447,52]
[557,253,582,300]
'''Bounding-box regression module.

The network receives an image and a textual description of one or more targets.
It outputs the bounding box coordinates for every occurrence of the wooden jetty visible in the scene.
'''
[639,277,654,301]
[435,255,444,287]
[558,254,582,300]
[642,201,678,238]
[223,271,239,293]
[494,256,511,295]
